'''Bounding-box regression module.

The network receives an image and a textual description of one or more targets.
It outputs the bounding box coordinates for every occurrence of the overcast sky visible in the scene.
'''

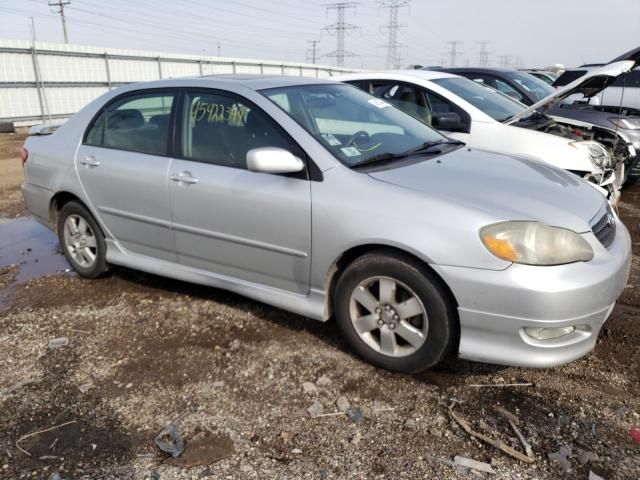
[1,0,639,69]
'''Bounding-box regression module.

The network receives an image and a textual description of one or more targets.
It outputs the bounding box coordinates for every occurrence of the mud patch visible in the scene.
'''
[166,434,235,468]
[0,348,138,478]
[0,217,70,284]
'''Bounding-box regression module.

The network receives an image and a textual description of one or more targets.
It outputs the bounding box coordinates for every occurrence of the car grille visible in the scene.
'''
[591,205,616,249]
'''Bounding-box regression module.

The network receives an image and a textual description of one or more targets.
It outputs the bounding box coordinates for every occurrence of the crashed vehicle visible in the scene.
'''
[443,50,640,188]
[337,56,640,200]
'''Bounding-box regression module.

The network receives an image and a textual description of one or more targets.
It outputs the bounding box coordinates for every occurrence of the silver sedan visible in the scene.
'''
[21,75,631,372]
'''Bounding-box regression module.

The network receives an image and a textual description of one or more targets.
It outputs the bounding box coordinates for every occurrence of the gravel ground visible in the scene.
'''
[0,132,639,479]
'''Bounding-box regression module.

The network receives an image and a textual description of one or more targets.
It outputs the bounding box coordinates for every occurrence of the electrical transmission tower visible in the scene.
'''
[306,40,321,64]
[49,0,70,44]
[323,2,360,67]
[478,40,490,67]
[499,55,510,68]
[379,0,410,69]
[445,41,462,67]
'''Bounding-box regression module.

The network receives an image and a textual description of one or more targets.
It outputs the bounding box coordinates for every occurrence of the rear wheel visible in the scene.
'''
[334,251,457,373]
[57,201,109,278]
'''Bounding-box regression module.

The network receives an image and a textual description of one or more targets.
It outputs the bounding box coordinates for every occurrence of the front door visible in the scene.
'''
[168,89,311,293]
[77,90,177,261]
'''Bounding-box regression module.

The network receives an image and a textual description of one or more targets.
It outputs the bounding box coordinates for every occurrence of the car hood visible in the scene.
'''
[367,148,605,233]
[506,60,636,124]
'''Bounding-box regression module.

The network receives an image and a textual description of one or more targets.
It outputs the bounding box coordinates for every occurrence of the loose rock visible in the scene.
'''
[335,396,350,412]
[302,382,317,395]
[307,399,324,418]
[316,375,332,387]
[48,337,69,349]
[454,456,496,474]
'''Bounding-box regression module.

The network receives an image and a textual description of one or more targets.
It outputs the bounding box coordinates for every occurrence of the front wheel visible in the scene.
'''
[334,251,457,373]
[57,201,109,278]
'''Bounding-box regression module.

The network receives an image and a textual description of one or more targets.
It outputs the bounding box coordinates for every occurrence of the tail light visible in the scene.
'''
[20,147,28,166]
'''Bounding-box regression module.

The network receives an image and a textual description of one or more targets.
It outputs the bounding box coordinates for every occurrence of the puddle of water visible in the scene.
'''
[0,216,71,284]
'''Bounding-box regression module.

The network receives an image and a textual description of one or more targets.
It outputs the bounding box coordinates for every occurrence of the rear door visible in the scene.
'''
[77,90,177,261]
[168,88,312,293]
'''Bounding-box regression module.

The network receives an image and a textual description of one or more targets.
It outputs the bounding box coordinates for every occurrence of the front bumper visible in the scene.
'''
[433,218,632,368]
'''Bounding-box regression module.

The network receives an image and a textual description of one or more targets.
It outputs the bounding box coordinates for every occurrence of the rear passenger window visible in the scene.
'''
[85,92,174,155]
[181,91,293,168]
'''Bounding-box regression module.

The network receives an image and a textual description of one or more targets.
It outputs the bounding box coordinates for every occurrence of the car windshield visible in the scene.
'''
[261,83,447,167]
[504,71,555,101]
[432,77,525,122]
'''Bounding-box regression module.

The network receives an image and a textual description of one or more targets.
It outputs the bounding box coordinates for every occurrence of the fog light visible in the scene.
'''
[524,326,576,340]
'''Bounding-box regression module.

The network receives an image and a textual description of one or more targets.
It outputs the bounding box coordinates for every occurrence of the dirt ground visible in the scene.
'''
[0,132,639,479]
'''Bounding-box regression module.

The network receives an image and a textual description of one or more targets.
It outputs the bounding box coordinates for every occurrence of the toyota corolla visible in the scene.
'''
[21,76,631,372]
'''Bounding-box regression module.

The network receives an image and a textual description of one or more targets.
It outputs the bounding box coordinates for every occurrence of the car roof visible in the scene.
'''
[127,74,336,91]
[337,69,460,81]
[437,67,516,74]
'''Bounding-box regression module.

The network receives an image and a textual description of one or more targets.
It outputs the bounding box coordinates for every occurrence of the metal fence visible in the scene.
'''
[0,39,358,126]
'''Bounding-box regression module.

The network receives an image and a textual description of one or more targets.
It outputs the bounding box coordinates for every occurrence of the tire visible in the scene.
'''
[57,201,109,278]
[333,250,457,373]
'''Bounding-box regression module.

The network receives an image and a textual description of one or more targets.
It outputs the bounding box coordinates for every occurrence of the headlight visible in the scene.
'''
[570,140,611,168]
[609,117,640,130]
[480,221,593,265]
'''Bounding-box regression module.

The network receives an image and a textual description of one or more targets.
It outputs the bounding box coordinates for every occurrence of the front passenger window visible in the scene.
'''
[85,92,174,155]
[182,91,293,168]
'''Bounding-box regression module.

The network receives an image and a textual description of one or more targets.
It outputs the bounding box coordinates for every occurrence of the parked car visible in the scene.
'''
[436,67,555,106]
[521,69,558,85]
[555,67,640,110]
[22,76,631,372]
[336,65,635,198]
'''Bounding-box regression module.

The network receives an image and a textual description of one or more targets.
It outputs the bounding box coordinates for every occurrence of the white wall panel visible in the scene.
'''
[0,39,359,123]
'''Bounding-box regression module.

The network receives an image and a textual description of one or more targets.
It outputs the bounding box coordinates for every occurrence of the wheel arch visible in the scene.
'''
[323,244,460,352]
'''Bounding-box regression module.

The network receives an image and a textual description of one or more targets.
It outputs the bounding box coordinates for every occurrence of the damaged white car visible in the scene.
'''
[336,62,637,202]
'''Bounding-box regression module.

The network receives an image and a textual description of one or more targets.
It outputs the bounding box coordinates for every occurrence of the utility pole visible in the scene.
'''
[217,41,221,57]
[323,2,360,67]
[306,40,321,64]
[379,0,410,69]
[445,41,462,67]
[478,40,490,67]
[49,0,70,44]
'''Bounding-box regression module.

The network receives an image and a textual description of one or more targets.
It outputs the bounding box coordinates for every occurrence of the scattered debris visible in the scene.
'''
[346,406,364,424]
[48,337,69,349]
[154,423,184,458]
[454,456,496,474]
[166,434,234,467]
[629,427,640,443]
[548,446,572,472]
[336,396,350,413]
[0,379,34,396]
[307,399,325,418]
[78,382,92,394]
[15,420,77,457]
[213,381,225,388]
[316,375,332,387]
[578,451,598,465]
[448,403,534,463]
[302,382,317,395]
[351,431,362,445]
[495,405,534,460]
[589,471,605,480]
[469,383,533,388]
[291,448,302,454]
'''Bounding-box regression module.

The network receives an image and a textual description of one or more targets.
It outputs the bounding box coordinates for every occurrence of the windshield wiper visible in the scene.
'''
[351,139,464,169]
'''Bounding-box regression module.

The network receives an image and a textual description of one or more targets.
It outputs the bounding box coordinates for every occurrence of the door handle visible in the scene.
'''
[80,156,100,167]
[170,171,198,185]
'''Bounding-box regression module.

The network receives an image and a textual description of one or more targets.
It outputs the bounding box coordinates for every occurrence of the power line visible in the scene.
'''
[323,2,360,67]
[48,0,70,44]
[378,0,410,69]
[445,40,462,67]
[306,39,321,64]
[478,40,490,67]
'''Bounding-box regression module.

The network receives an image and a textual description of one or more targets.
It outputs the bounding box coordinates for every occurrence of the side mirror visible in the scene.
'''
[246,147,305,174]
[431,112,464,132]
